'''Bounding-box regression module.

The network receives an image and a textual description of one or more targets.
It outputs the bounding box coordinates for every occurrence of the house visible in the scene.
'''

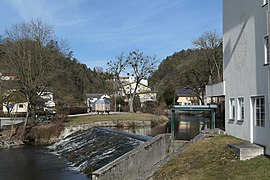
[2,102,28,115]
[176,89,199,106]
[95,99,111,114]
[85,93,110,112]
[0,73,17,81]
[2,91,56,115]
[119,76,157,103]
[38,91,56,113]
[206,0,270,154]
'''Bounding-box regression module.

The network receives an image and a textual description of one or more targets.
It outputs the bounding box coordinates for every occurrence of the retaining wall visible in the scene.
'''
[92,133,171,180]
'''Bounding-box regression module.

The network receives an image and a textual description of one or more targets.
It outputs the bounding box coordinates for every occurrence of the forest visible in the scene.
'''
[0,19,223,118]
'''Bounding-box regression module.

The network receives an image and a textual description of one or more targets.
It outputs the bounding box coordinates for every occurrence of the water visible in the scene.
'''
[0,146,88,180]
[0,116,224,179]
[115,115,224,140]
[47,127,142,178]
[0,128,143,179]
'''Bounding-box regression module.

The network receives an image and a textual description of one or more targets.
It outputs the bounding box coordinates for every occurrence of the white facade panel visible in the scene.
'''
[223,0,269,152]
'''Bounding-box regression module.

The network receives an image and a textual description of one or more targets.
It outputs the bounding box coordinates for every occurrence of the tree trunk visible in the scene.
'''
[22,100,30,140]
[129,97,134,113]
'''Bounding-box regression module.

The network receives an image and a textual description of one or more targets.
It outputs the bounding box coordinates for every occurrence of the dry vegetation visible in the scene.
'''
[153,135,270,180]
[65,113,159,126]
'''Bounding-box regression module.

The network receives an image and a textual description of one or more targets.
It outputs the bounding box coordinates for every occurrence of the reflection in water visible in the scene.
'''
[0,147,87,180]
[174,118,208,140]
[115,122,168,137]
[115,116,213,141]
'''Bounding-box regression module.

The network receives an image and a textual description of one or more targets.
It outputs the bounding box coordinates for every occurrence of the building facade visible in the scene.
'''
[222,0,270,154]
[119,76,156,103]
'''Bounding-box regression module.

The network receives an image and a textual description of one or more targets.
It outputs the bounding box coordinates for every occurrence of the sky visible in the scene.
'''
[0,0,222,70]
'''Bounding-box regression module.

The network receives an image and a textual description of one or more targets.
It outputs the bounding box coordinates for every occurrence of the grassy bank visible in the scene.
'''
[65,113,159,126]
[153,135,270,180]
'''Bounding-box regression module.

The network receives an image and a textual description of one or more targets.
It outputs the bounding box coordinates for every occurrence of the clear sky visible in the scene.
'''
[0,0,222,69]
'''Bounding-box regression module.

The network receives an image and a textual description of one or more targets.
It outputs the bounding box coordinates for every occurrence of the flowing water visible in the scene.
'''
[47,127,142,178]
[0,115,224,179]
[0,146,88,180]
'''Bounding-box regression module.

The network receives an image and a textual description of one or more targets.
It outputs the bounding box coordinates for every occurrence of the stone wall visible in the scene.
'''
[92,133,171,180]
[60,120,152,139]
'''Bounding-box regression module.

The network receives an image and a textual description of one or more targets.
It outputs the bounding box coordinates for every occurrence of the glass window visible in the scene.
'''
[254,97,265,127]
[264,36,269,64]
[238,97,244,120]
[230,98,235,120]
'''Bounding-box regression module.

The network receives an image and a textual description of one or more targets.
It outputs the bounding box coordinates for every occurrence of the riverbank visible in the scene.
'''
[0,113,168,149]
[152,135,270,179]
[66,113,162,126]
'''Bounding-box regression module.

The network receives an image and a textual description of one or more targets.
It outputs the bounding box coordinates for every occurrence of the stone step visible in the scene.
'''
[228,143,264,160]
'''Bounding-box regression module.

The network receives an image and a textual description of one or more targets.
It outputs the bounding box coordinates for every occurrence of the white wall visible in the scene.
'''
[223,0,269,148]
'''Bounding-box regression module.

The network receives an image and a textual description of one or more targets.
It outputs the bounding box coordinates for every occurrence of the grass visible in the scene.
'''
[65,113,159,126]
[153,135,270,180]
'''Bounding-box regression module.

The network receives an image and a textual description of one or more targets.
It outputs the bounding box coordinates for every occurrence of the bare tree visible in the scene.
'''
[108,50,158,112]
[180,55,209,105]
[0,19,58,133]
[193,30,223,83]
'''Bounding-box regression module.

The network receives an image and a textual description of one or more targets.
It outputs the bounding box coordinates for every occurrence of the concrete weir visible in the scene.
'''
[92,133,171,180]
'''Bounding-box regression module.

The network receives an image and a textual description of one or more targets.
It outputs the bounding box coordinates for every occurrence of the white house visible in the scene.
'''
[207,0,270,155]
[119,76,156,103]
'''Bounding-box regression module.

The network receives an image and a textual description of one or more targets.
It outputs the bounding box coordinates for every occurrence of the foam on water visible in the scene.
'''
[48,127,142,178]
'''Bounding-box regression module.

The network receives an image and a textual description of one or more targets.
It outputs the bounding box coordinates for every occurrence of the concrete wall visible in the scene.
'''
[92,133,171,180]
[223,0,269,150]
[206,81,225,97]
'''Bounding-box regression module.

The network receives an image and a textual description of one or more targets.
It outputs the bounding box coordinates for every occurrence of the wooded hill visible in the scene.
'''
[149,31,223,105]
[0,20,112,114]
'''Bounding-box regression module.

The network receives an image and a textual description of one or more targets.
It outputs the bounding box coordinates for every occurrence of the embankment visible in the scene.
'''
[92,133,172,180]
[0,115,168,149]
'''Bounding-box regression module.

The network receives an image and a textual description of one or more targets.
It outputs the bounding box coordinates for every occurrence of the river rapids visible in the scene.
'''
[47,127,146,178]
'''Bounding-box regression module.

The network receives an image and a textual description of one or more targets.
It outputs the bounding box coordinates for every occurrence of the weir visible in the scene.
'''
[48,127,144,178]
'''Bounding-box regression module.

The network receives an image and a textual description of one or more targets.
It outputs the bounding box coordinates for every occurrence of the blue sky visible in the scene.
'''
[0,0,222,69]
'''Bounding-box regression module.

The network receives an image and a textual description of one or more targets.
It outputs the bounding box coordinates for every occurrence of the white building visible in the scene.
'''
[207,0,270,154]
[119,76,156,103]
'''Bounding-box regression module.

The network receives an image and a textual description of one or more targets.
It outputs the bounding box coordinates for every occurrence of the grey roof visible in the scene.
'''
[176,89,195,96]
[86,93,104,98]
[95,99,111,104]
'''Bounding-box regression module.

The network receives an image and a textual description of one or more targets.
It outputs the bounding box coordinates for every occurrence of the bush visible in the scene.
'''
[69,106,88,115]
[141,101,166,116]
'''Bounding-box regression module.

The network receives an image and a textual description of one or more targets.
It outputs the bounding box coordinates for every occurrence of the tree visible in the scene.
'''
[193,30,223,83]
[180,52,209,105]
[108,50,158,112]
[0,19,59,131]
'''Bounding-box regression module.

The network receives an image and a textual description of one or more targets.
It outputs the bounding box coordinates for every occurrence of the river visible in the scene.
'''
[115,115,224,140]
[0,146,88,180]
[0,115,224,179]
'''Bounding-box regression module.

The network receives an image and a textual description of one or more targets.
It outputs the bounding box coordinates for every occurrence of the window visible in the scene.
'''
[19,104,24,108]
[238,97,244,120]
[254,97,265,127]
[264,36,269,64]
[229,98,236,120]
[263,0,268,6]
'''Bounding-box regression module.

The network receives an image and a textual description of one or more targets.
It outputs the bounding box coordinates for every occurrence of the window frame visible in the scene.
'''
[264,35,269,65]
[263,0,268,7]
[229,97,236,120]
[237,97,244,121]
[254,96,265,127]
